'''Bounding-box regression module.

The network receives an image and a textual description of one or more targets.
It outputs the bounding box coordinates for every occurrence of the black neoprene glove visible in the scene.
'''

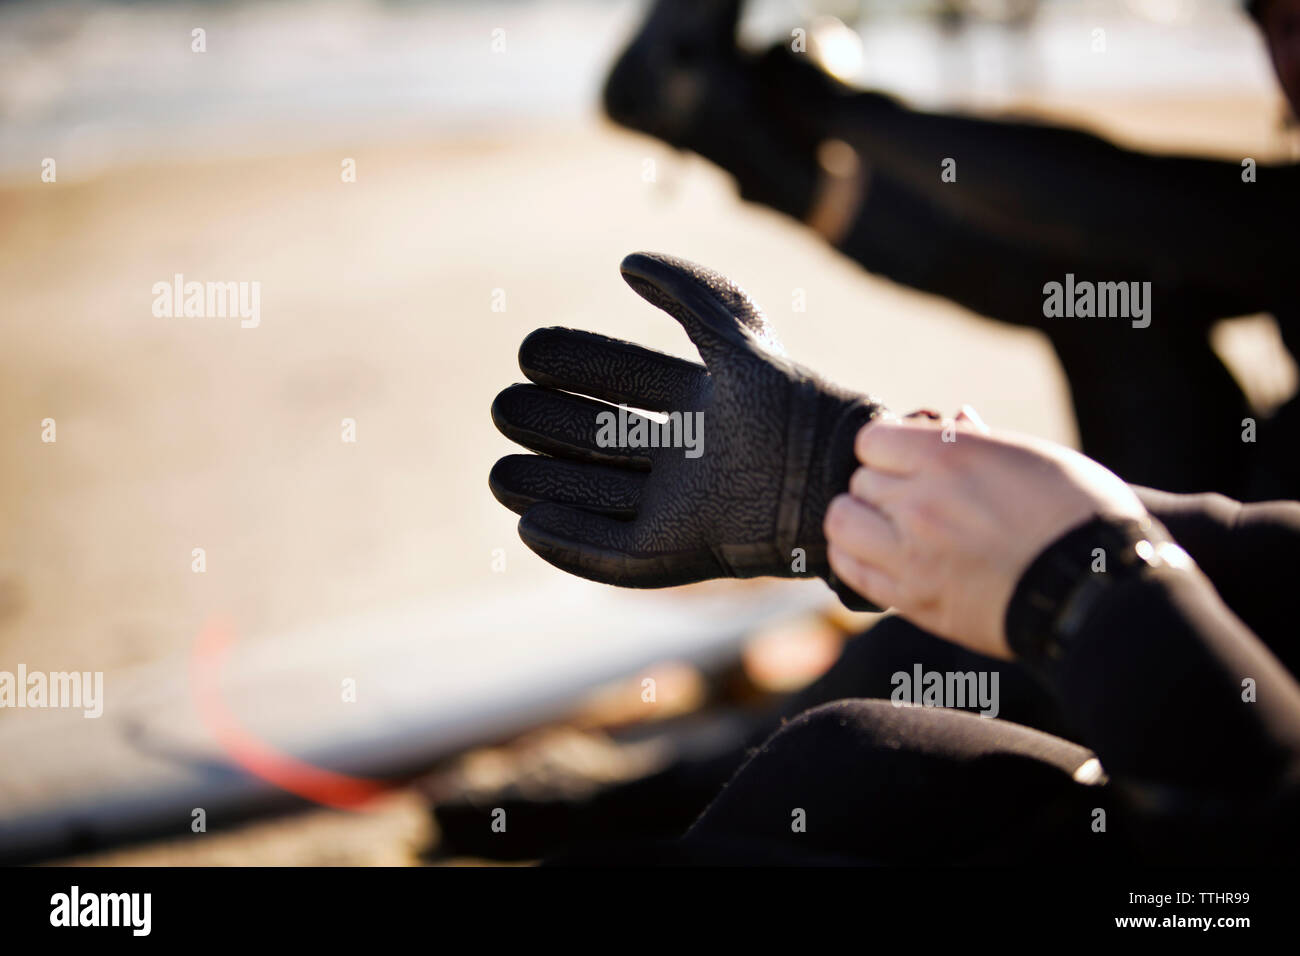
[489,252,887,609]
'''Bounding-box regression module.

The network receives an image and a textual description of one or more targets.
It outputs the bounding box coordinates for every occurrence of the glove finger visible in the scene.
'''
[489,454,645,519]
[519,501,721,588]
[519,327,706,410]
[619,251,783,368]
[491,383,654,467]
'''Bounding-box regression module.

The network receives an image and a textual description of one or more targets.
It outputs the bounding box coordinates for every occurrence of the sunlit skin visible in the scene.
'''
[825,411,1148,661]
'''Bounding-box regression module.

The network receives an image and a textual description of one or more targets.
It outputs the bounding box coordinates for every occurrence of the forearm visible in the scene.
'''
[748,44,1298,307]
[835,172,1258,325]
[1134,487,1300,669]
[1007,515,1300,858]
[824,93,1299,306]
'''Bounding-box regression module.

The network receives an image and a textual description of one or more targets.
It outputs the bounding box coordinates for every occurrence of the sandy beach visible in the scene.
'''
[1,91,1289,676]
[0,0,1295,864]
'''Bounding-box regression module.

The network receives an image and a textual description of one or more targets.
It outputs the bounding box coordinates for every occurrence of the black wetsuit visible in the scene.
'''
[549,489,1300,865]
[827,102,1300,500]
[682,45,1300,500]
[538,23,1300,863]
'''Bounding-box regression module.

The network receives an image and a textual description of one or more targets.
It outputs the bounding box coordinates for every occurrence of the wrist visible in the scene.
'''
[1005,513,1192,672]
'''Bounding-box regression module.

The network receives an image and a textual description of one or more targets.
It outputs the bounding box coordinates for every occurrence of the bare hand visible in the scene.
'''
[824,409,1147,659]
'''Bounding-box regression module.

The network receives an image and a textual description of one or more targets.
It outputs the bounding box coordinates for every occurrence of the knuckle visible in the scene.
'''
[824,494,853,537]
[857,419,898,456]
[848,466,871,500]
[844,560,872,594]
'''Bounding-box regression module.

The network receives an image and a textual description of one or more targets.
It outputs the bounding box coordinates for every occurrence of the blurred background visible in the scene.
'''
[0,0,1295,864]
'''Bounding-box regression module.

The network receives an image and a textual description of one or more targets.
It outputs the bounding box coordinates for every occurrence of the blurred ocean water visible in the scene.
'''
[0,0,1278,178]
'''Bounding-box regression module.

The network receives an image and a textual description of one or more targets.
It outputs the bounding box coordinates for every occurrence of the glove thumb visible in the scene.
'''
[619,252,784,368]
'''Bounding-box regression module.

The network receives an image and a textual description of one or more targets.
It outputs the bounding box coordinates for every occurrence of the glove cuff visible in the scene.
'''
[819,397,885,611]
[710,385,882,588]
[786,387,885,611]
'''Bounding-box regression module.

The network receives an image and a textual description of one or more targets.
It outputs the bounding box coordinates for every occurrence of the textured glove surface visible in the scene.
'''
[489,252,886,609]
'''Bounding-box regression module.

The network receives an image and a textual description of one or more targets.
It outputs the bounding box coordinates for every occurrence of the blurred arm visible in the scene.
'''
[833,169,1262,326]
[827,93,1300,310]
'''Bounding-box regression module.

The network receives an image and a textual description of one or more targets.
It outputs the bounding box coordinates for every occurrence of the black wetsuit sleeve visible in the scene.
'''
[1007,512,1300,861]
[836,172,1261,326]
[832,96,1300,311]
[1134,487,1300,672]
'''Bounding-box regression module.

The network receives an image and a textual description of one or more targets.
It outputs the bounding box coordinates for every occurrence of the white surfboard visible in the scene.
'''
[0,577,840,862]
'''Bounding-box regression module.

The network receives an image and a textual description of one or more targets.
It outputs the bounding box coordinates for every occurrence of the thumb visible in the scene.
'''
[619,251,783,368]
